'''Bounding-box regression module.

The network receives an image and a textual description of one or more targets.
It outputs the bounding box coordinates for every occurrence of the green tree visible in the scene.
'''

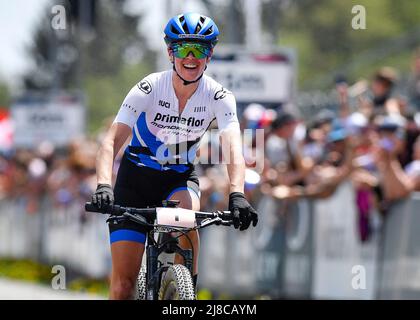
[0,83,10,107]
[276,0,420,89]
[23,0,155,132]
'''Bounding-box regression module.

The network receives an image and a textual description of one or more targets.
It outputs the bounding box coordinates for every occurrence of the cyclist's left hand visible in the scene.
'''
[228,192,258,231]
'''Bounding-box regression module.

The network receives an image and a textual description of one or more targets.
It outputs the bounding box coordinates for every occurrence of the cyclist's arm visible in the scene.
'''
[213,91,244,193]
[96,78,153,185]
[221,127,245,193]
[96,122,131,185]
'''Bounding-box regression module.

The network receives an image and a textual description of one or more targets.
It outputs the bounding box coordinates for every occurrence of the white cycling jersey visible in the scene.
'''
[114,70,240,173]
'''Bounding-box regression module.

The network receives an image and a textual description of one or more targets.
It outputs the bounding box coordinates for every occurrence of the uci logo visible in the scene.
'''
[159,100,171,109]
[137,79,152,94]
[214,87,230,100]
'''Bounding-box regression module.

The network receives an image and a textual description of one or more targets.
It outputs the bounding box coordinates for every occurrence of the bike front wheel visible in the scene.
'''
[136,265,147,300]
[158,264,195,300]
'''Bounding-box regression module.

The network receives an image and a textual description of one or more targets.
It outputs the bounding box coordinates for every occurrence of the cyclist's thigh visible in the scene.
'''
[110,241,145,279]
[166,179,200,211]
[167,188,200,211]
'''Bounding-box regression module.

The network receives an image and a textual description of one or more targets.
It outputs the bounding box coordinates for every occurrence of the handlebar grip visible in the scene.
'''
[85,202,124,215]
[85,202,103,213]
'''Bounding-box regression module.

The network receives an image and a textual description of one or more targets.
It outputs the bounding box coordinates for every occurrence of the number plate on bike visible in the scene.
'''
[156,207,196,228]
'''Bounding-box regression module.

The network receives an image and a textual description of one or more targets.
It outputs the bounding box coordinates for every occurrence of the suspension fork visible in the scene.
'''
[145,232,194,299]
[145,233,160,300]
[163,232,194,275]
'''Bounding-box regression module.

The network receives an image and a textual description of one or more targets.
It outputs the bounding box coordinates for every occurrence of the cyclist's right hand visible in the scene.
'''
[91,184,114,208]
[228,192,258,231]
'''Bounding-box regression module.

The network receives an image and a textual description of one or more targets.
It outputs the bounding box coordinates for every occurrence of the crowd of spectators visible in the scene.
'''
[199,48,420,242]
[1,48,420,243]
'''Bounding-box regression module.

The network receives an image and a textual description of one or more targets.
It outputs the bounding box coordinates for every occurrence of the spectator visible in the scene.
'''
[359,67,400,118]
[408,48,420,110]
[265,111,312,187]
[404,136,420,191]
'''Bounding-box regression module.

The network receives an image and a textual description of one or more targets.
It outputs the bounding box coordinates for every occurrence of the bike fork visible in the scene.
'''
[146,241,160,300]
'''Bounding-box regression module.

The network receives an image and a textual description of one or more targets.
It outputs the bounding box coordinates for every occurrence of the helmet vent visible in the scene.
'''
[199,16,206,24]
[181,21,189,34]
[195,24,202,33]
[203,26,213,35]
[179,15,185,23]
[171,25,180,35]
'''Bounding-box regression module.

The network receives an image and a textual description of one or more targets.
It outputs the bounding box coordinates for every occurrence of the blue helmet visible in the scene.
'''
[164,13,219,48]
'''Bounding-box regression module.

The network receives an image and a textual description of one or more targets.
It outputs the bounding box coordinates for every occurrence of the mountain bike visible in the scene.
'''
[85,200,233,300]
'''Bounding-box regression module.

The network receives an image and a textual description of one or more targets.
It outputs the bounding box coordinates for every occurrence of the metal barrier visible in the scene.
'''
[376,193,420,299]
[0,197,111,278]
[311,182,380,299]
[1,188,420,299]
[200,182,386,299]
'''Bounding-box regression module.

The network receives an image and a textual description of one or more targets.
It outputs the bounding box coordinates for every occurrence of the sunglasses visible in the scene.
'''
[171,42,212,59]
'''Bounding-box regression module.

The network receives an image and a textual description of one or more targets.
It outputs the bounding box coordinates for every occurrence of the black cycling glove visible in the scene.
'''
[228,192,258,231]
[92,184,114,208]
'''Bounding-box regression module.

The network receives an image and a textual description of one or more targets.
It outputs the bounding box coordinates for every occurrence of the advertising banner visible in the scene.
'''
[11,93,85,148]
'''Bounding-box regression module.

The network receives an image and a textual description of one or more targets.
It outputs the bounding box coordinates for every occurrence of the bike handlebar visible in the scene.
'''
[84,202,234,228]
[85,202,156,216]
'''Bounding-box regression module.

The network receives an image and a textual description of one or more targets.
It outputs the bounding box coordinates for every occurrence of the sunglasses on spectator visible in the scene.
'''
[171,42,212,59]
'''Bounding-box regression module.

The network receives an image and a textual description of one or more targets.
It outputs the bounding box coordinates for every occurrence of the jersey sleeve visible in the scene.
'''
[212,88,240,131]
[113,76,154,128]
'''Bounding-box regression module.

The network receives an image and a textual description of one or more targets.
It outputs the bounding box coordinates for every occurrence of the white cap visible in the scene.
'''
[243,103,265,121]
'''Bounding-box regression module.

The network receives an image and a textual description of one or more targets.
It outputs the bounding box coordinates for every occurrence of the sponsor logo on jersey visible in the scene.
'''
[159,100,171,109]
[137,79,152,94]
[214,87,230,100]
[153,113,204,127]
[193,106,206,112]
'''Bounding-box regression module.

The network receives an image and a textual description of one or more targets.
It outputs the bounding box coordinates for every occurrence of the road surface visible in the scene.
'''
[0,278,106,300]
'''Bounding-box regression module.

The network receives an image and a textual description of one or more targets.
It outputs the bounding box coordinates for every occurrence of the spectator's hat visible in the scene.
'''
[376,114,406,131]
[346,112,368,134]
[374,67,398,87]
[244,103,265,122]
[244,103,277,129]
[313,108,335,127]
[328,120,347,142]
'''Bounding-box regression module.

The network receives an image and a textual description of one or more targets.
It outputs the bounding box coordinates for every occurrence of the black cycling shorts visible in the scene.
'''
[108,154,200,244]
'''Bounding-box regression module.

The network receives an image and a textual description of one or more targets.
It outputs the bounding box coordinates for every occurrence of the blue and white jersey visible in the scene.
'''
[114,70,240,173]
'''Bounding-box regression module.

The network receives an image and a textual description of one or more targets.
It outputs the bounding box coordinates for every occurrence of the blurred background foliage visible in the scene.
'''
[21,0,155,133]
[277,0,420,89]
[0,84,10,107]
[0,258,109,296]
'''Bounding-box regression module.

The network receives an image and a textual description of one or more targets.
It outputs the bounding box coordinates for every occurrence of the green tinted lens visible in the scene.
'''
[172,42,211,59]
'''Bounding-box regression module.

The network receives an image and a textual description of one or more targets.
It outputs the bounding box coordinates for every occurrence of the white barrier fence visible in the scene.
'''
[1,186,419,299]
[311,182,380,299]
[0,198,110,278]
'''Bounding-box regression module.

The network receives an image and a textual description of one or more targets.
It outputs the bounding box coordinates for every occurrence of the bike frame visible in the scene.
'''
[85,200,232,300]
[145,231,193,300]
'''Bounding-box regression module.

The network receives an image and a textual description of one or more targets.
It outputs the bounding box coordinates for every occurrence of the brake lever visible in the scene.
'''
[123,211,152,227]
[207,218,232,227]
[220,220,233,226]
